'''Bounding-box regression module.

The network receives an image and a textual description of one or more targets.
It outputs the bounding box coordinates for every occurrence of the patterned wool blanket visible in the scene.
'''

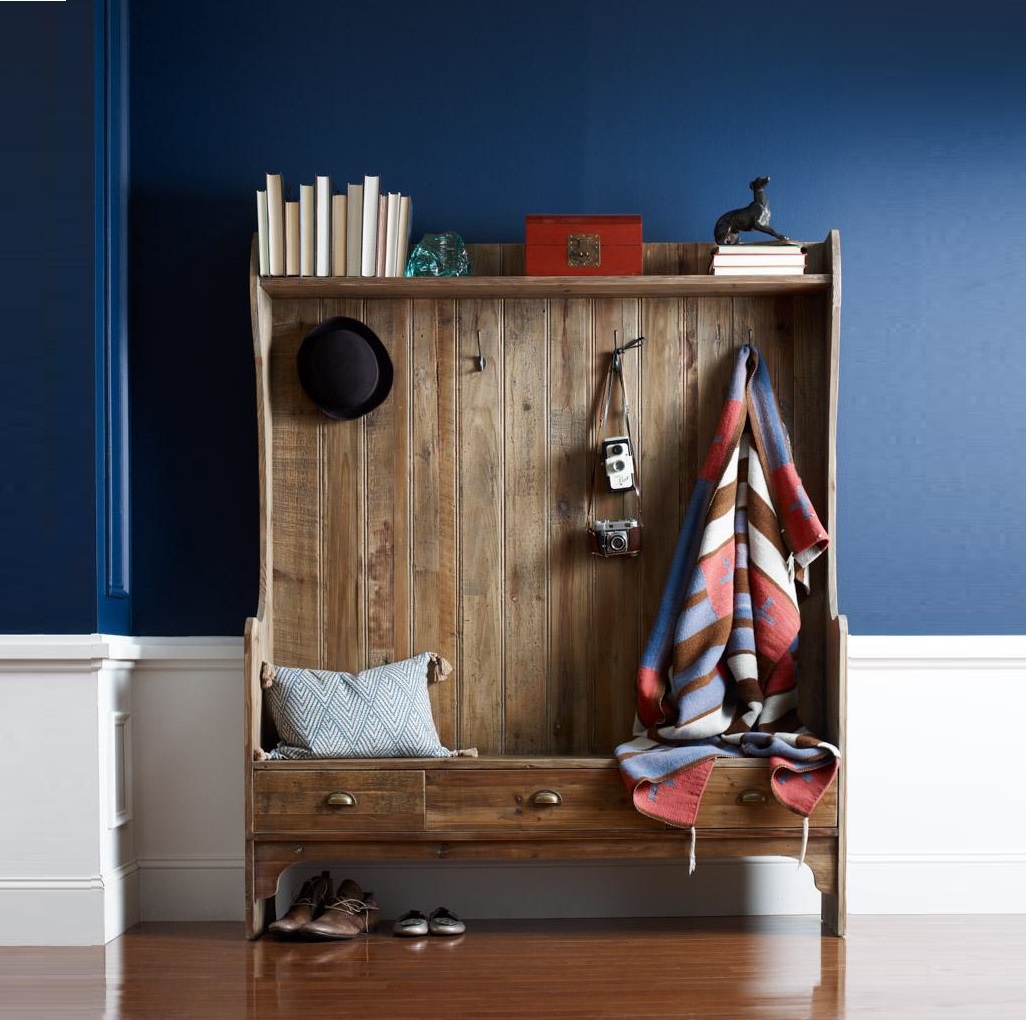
[615,345,839,865]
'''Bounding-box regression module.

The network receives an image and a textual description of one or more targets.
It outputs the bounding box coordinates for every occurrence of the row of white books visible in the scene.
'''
[257,173,412,278]
[708,243,806,276]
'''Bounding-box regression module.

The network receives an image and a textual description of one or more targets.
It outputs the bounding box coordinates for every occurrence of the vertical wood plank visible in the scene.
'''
[547,298,593,753]
[320,298,367,672]
[643,242,709,275]
[690,297,734,490]
[735,294,795,437]
[411,299,459,748]
[822,230,843,622]
[503,298,549,754]
[457,297,505,753]
[361,298,412,669]
[681,297,700,516]
[467,244,501,276]
[638,297,686,650]
[501,245,525,277]
[643,244,676,274]
[794,293,830,735]
[249,250,275,649]
[822,230,844,763]
[269,299,323,668]
[589,298,643,753]
[682,242,713,275]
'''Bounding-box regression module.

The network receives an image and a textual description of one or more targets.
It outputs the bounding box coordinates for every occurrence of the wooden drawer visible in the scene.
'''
[253,769,425,833]
[425,763,836,833]
[427,769,646,833]
[692,763,837,828]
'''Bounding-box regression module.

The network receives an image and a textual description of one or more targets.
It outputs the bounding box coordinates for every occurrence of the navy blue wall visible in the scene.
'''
[5,1,1023,635]
[1,1,98,633]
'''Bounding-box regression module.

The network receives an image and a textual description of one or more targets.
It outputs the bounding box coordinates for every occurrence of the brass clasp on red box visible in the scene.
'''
[525,215,642,275]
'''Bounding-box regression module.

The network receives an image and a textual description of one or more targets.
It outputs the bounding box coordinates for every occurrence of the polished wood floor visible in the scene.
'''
[1,916,1025,1019]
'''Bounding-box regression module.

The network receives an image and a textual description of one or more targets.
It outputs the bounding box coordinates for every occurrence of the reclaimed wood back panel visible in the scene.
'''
[263,243,835,754]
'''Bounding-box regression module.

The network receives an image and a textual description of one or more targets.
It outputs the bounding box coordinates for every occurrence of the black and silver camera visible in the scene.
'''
[588,517,642,557]
[602,436,635,492]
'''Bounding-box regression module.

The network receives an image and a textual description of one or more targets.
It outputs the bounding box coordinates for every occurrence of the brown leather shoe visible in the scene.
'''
[268,871,332,937]
[300,879,379,940]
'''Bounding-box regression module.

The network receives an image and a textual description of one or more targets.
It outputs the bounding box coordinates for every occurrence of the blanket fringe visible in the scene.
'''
[687,826,697,875]
[797,815,809,871]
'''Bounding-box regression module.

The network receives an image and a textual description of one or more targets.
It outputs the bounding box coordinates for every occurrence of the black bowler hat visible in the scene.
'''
[296,316,394,420]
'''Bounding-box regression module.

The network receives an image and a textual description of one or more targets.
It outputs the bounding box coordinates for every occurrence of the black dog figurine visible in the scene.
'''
[713,176,791,245]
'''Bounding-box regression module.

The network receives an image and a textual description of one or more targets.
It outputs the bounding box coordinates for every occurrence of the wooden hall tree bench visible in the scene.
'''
[244,235,847,938]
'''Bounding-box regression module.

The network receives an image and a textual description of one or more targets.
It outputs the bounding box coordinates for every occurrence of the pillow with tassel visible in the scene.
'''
[258,651,468,760]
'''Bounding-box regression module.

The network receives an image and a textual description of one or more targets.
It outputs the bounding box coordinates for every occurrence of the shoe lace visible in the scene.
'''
[323,897,377,916]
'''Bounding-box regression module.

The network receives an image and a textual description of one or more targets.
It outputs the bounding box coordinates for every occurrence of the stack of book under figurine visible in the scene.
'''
[708,243,806,276]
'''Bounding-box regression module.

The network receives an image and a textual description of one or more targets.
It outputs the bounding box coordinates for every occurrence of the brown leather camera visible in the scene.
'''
[588,518,642,557]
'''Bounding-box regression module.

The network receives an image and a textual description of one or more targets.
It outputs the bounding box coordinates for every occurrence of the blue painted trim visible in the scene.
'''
[95,0,131,633]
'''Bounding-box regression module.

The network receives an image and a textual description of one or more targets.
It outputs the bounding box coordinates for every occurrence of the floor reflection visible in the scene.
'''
[0,919,844,1020]
[7,916,1026,1019]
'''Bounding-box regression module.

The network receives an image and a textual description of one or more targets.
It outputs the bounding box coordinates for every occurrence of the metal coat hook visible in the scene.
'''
[611,328,645,373]
[476,331,487,372]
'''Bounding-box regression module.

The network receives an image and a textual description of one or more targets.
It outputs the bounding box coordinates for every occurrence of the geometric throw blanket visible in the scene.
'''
[615,345,839,862]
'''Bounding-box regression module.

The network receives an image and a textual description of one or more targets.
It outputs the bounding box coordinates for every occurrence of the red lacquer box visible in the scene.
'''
[524,214,643,276]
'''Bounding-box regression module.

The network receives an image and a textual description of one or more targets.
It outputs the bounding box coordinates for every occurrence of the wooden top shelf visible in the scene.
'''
[254,235,839,300]
[259,273,830,300]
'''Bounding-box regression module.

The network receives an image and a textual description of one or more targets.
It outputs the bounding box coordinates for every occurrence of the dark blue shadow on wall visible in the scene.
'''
[128,191,258,635]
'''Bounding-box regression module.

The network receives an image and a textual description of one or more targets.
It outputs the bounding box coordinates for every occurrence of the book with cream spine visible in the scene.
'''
[396,195,412,276]
[346,182,363,276]
[361,174,380,276]
[256,190,270,276]
[331,194,348,276]
[265,173,285,276]
[285,200,300,276]
[299,184,315,276]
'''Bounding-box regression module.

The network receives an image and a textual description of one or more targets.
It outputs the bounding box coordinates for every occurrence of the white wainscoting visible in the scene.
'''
[129,640,245,923]
[845,635,1026,913]
[0,637,139,945]
[2,633,1025,944]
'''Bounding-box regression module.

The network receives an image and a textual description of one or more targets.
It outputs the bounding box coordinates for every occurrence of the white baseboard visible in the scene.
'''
[103,861,140,942]
[0,862,138,946]
[138,856,245,922]
[848,853,1026,914]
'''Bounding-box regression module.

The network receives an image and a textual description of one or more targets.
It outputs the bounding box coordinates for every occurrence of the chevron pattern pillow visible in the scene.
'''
[260,652,453,759]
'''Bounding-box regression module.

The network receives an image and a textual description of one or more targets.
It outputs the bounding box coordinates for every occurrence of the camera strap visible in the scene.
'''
[587,333,645,526]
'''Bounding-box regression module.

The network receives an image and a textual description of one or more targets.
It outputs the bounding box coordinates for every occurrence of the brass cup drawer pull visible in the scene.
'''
[531,790,563,807]
[737,789,768,805]
[326,791,358,808]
